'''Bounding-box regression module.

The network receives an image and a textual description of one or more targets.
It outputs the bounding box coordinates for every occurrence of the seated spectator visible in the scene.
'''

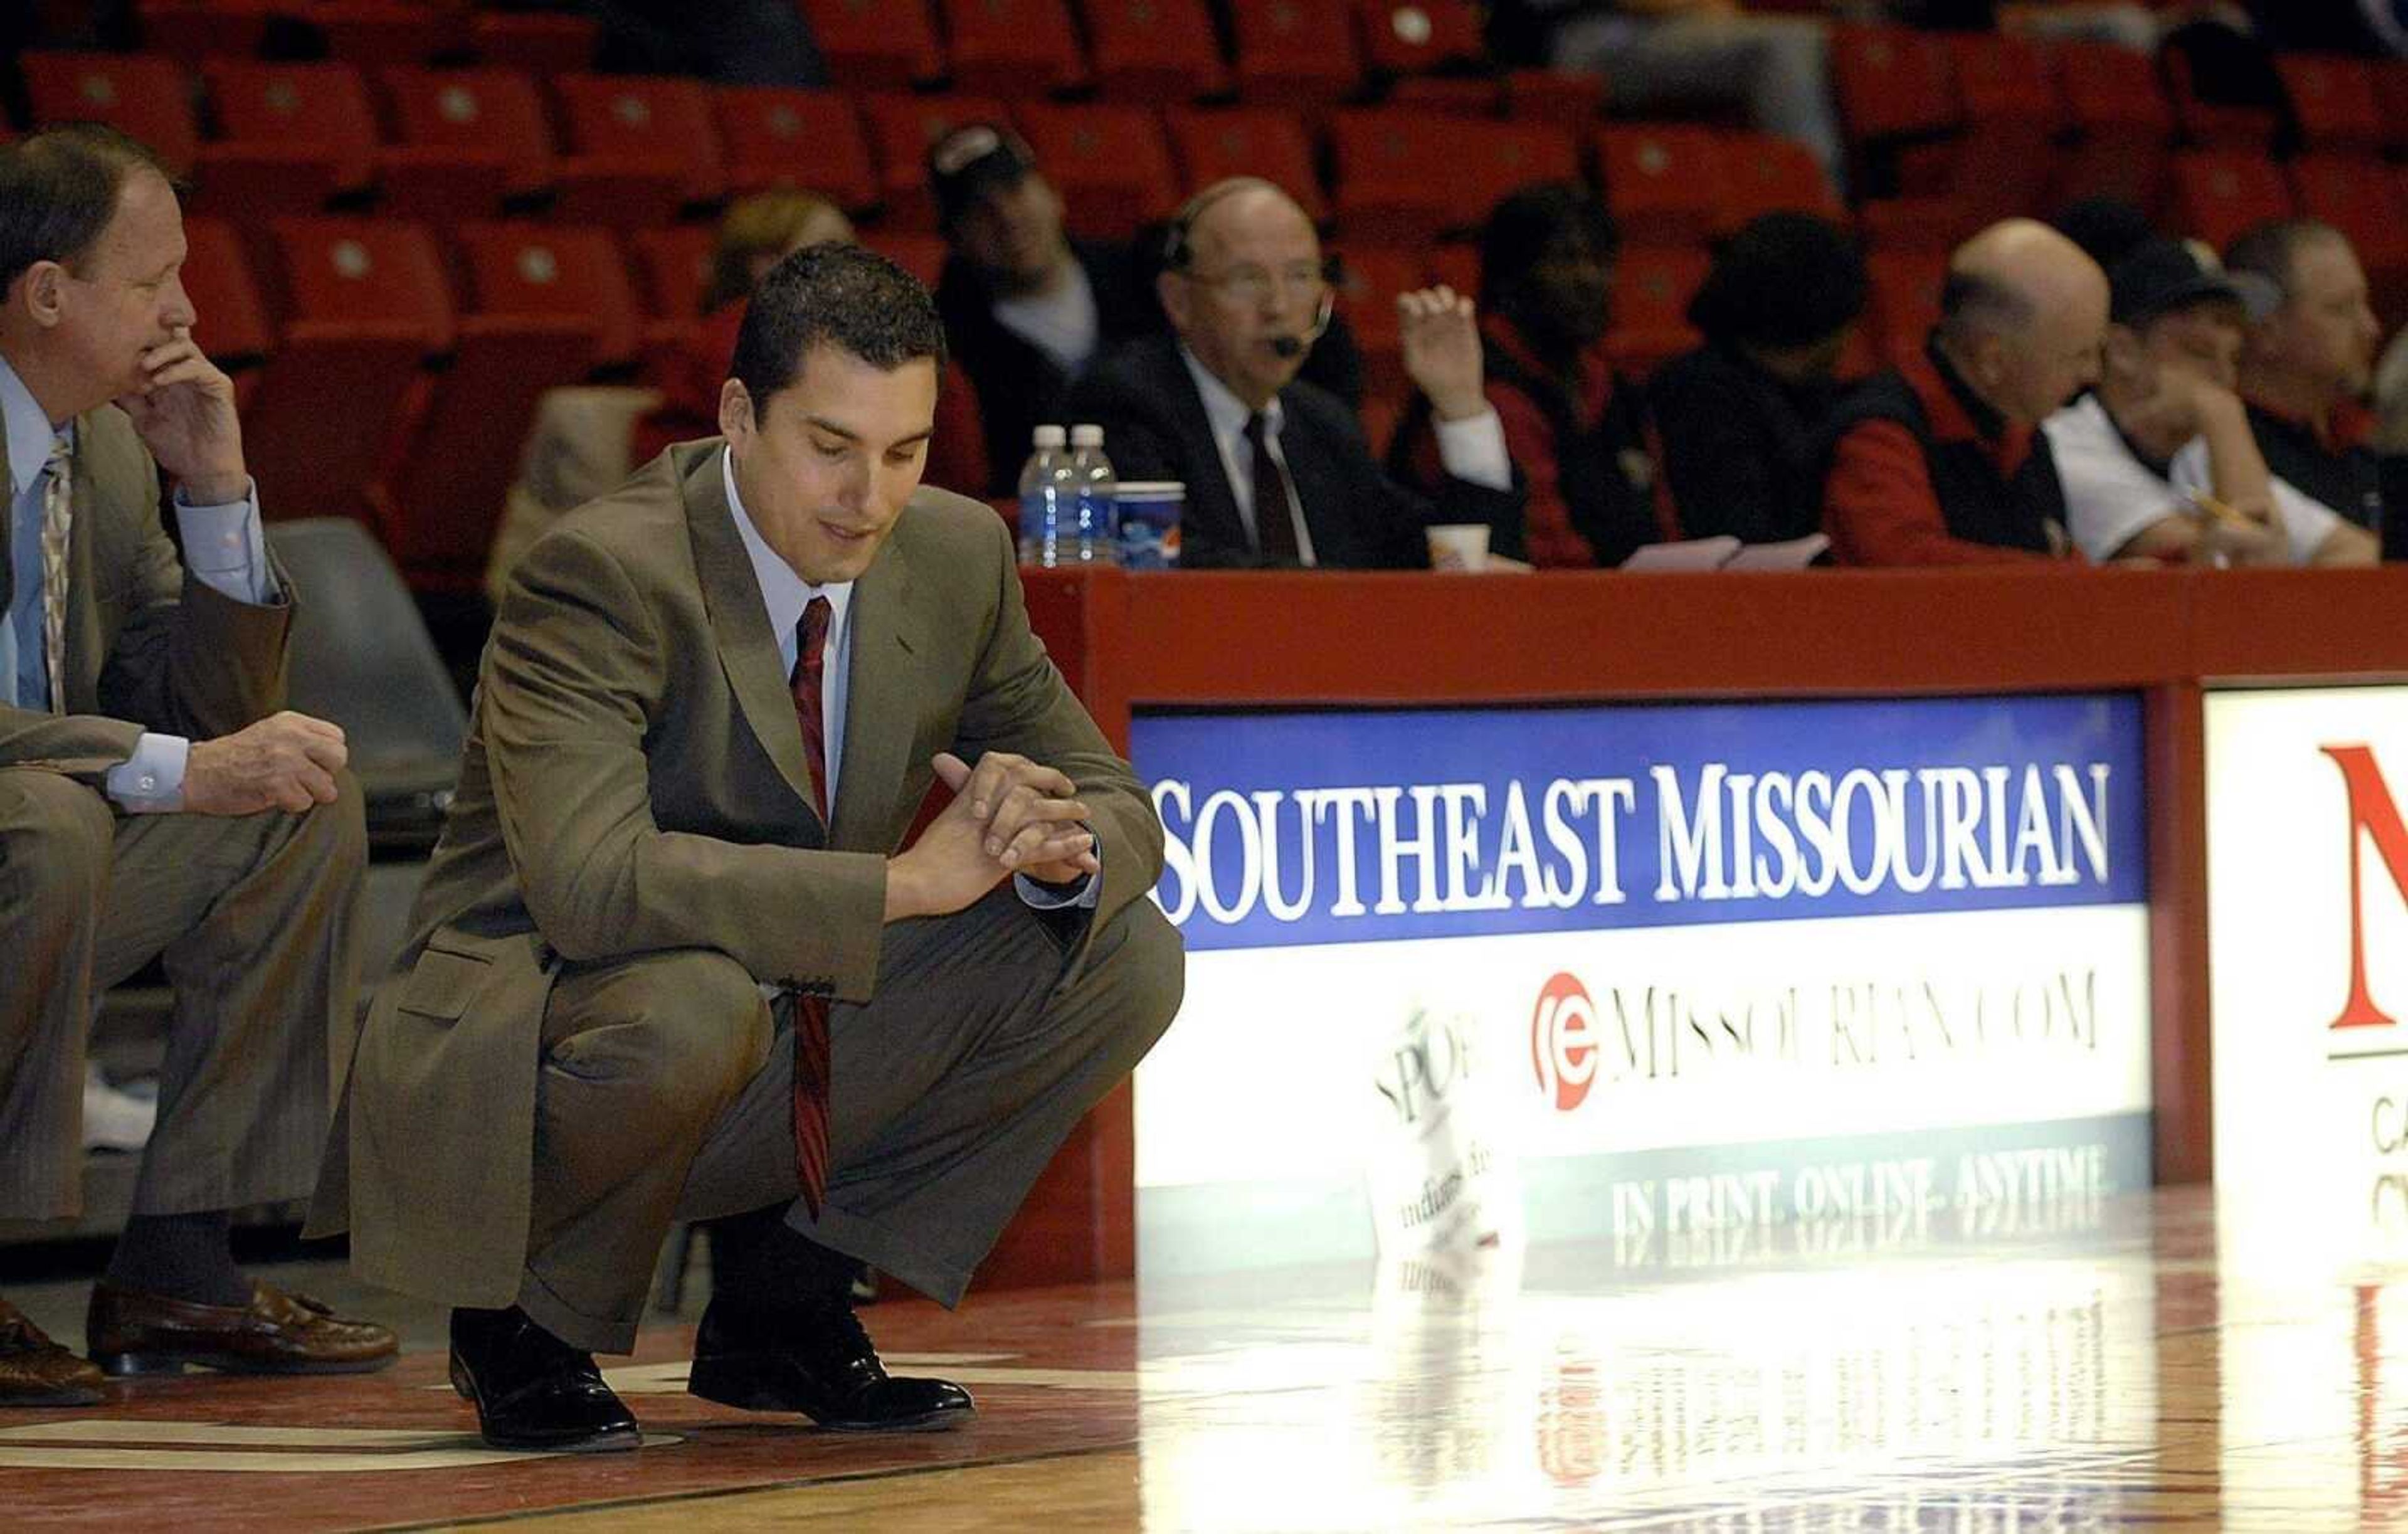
[488,191,988,601]
[1059,178,1526,569]
[1390,182,1659,568]
[1651,211,1867,547]
[2224,220,2399,542]
[928,125,1161,496]
[2044,238,2375,566]
[1819,219,2108,566]
[1496,1,1842,186]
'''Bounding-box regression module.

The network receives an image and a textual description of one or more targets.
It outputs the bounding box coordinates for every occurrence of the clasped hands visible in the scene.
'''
[884,750,1097,921]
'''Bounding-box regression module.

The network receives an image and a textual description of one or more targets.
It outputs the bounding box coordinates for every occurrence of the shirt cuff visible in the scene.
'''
[104,732,190,813]
[1016,843,1104,911]
[1432,408,1512,492]
[173,481,278,605]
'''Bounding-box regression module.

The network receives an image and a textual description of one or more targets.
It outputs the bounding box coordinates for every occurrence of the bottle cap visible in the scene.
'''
[1070,423,1104,448]
[1033,424,1067,448]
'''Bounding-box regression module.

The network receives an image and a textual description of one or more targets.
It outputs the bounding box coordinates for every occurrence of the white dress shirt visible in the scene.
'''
[720,448,1094,911]
[1176,345,1511,566]
[1,351,274,812]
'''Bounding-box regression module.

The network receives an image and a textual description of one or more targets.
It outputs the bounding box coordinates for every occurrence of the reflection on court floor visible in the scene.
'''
[9,1185,2408,1529]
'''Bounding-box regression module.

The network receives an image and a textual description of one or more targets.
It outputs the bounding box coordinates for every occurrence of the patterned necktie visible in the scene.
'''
[1244,411,1301,565]
[787,595,834,1219]
[39,432,72,714]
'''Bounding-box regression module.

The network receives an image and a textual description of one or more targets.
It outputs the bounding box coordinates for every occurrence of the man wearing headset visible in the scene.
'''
[1059,178,1526,569]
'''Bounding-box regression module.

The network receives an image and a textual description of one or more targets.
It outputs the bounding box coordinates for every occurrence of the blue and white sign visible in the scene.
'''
[1131,694,2155,1279]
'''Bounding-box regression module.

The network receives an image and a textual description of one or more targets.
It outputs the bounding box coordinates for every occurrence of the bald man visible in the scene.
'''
[1820,219,2109,565]
[1059,178,1525,569]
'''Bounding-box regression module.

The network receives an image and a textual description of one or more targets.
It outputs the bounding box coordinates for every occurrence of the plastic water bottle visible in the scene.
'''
[1067,423,1121,566]
[1017,424,1070,566]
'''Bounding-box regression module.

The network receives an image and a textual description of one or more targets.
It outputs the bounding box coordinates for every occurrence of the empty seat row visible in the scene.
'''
[18,53,1854,243]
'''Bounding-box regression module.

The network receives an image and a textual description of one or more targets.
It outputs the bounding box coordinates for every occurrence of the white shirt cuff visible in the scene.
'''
[1432,408,1512,492]
[172,481,278,605]
[1017,844,1104,911]
[105,732,190,813]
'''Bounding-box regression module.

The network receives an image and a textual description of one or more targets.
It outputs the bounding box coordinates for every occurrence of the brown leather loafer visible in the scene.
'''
[0,1299,105,1406]
[86,1280,399,1378]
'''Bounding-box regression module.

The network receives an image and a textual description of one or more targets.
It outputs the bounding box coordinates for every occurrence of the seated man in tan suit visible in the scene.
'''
[314,243,1185,1452]
[0,126,394,1406]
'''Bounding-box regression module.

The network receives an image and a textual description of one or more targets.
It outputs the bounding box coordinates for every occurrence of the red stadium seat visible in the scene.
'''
[1353,0,1484,80]
[304,2,468,66]
[469,9,598,73]
[456,222,645,372]
[2380,61,2408,154]
[1329,244,1424,397]
[1595,125,1726,245]
[713,88,879,211]
[1163,106,1326,220]
[2276,55,2385,155]
[551,74,727,209]
[206,60,509,221]
[23,51,204,171]
[1080,0,1228,103]
[628,225,719,320]
[2167,151,2293,253]
[1606,247,1708,374]
[249,219,448,524]
[1714,130,1843,235]
[135,0,275,59]
[1828,25,1958,148]
[1863,246,1947,368]
[1230,0,1363,107]
[859,93,1019,231]
[2051,41,2173,213]
[939,0,1089,98]
[2285,155,2408,322]
[1329,111,1578,241]
[182,215,275,387]
[1387,77,1499,117]
[865,231,948,289]
[1504,68,1605,126]
[383,66,684,226]
[1940,31,2058,226]
[796,0,944,90]
[1013,102,1183,241]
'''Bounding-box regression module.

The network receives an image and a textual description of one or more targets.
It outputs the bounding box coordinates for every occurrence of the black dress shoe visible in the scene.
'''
[448,1306,640,1453]
[687,1294,974,1431]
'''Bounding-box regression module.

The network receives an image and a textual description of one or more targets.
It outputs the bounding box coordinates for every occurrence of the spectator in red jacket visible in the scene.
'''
[1819,219,2107,565]
[1391,181,1664,568]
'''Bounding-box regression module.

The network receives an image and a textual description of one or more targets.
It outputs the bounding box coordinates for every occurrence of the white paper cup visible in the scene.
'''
[1425,523,1490,572]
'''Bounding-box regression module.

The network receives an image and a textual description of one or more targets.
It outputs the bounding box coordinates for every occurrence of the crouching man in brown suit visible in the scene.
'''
[311,243,1185,1451]
[0,125,393,1407]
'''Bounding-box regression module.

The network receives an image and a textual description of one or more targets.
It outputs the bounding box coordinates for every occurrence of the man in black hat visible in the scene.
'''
[2042,237,2375,566]
[1651,211,1868,547]
[927,124,1159,497]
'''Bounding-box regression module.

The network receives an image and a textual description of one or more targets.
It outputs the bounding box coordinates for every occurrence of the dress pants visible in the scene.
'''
[514,884,1186,1354]
[0,767,367,1223]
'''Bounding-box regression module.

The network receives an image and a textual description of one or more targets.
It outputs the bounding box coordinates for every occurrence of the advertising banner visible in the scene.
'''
[1133,694,2155,1275]
[2207,686,2408,1270]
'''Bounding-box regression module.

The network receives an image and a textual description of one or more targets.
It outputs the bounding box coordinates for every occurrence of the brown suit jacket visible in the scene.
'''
[0,403,292,774]
[311,440,1163,1306]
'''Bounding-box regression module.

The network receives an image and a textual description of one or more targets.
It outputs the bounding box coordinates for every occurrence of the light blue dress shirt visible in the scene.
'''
[720,447,1095,911]
[1,352,275,812]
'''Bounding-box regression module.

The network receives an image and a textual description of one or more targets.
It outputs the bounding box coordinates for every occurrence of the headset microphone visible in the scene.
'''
[1267,288,1337,361]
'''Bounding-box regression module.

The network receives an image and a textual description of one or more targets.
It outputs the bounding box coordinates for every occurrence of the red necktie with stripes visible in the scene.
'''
[788,595,834,1219]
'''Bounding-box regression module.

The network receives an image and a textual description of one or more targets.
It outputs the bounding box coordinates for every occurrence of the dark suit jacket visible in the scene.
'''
[311,440,1163,1307]
[0,403,291,780]
[1057,334,1526,570]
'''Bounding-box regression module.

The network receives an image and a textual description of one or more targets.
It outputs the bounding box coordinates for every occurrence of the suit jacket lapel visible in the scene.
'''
[830,525,921,854]
[683,446,825,833]
[0,423,13,614]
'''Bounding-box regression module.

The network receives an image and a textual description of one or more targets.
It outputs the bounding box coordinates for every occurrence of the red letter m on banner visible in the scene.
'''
[2323,745,2408,1029]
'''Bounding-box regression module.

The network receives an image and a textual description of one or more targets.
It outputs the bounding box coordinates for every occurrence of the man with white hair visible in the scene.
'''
[1060,177,1524,569]
[1820,219,2108,565]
